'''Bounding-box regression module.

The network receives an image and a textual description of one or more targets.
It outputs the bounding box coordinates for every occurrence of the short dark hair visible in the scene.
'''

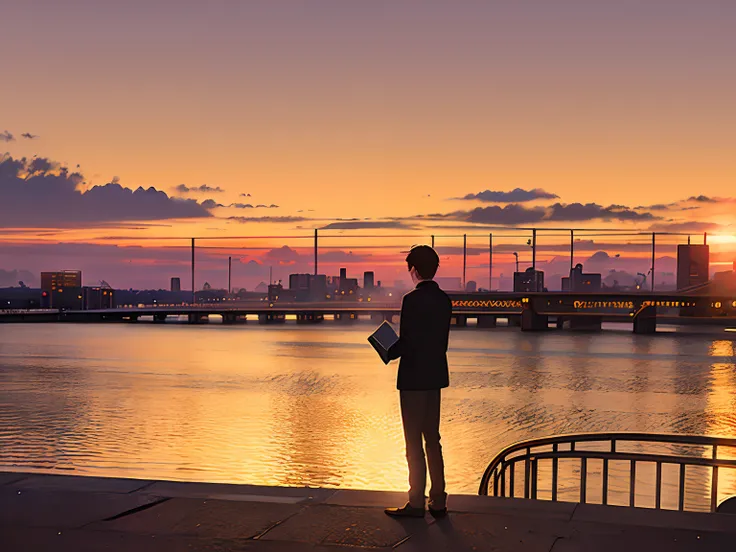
[406,244,440,280]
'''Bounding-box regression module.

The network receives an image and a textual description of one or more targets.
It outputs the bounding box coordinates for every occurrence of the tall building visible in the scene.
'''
[41,271,83,309]
[563,264,602,291]
[41,270,81,290]
[171,277,181,292]
[339,267,347,281]
[363,271,375,290]
[514,268,545,292]
[677,244,710,289]
[84,286,114,309]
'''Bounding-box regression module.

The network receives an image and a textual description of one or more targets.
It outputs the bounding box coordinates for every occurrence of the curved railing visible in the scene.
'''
[479,432,736,513]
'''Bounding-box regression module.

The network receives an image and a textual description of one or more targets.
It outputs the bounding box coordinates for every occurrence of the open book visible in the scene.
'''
[368,321,399,365]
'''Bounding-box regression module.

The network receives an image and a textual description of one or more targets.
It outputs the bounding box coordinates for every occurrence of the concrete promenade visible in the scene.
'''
[1,471,734,551]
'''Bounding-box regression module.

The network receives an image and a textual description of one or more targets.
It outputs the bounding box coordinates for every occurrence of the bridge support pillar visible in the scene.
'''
[153,313,167,323]
[521,309,548,331]
[125,315,139,323]
[188,313,209,324]
[477,316,497,328]
[453,315,467,327]
[222,313,247,325]
[633,306,657,334]
[296,313,324,324]
[335,313,356,323]
[569,316,602,332]
[371,313,388,324]
[258,313,285,324]
[507,315,522,327]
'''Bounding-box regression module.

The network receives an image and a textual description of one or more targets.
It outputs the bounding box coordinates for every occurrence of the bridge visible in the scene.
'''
[2,291,735,333]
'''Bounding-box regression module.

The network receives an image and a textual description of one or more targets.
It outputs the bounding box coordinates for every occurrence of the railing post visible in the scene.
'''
[712,445,719,512]
[629,461,636,507]
[551,443,559,502]
[581,457,588,504]
[655,462,662,510]
[531,458,539,499]
[678,464,686,511]
[510,462,515,498]
[602,458,609,505]
[501,463,506,497]
[524,450,531,499]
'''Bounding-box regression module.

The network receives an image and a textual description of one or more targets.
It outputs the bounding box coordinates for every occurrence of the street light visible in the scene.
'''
[513,252,519,273]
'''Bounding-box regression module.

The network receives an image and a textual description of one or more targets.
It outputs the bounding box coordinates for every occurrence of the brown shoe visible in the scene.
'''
[384,503,425,518]
[428,506,447,518]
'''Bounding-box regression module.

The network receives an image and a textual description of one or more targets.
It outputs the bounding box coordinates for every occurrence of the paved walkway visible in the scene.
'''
[1,471,734,551]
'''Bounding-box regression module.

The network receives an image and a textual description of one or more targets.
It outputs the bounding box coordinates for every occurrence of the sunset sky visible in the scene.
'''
[1,1,735,290]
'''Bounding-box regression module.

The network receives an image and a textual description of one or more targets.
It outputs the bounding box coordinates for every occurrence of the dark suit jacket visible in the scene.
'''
[388,280,452,390]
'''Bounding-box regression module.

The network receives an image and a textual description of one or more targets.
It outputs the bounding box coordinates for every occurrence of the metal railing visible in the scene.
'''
[479,433,736,513]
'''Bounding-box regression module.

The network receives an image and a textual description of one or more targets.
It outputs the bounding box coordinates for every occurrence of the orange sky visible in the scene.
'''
[1,2,735,288]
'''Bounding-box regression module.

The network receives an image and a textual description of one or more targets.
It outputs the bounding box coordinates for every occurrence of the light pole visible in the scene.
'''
[513,252,519,273]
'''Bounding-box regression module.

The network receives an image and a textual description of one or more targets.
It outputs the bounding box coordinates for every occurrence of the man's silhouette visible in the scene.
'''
[385,245,452,518]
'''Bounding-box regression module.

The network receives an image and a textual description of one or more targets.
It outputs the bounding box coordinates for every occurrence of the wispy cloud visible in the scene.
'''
[229,203,278,209]
[175,184,225,194]
[21,132,39,140]
[0,130,14,142]
[456,188,559,203]
[424,202,658,225]
[320,220,418,230]
[228,216,308,223]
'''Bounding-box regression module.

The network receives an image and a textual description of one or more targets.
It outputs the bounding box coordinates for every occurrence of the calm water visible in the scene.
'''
[1,321,736,505]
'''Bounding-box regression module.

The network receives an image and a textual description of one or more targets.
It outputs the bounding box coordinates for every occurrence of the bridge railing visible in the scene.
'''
[479,432,736,513]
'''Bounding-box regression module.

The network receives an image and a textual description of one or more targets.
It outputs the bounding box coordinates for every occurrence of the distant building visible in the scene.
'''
[41,270,81,291]
[514,268,544,292]
[0,287,41,310]
[465,280,477,293]
[84,286,114,310]
[677,244,710,289]
[562,264,601,292]
[363,271,375,290]
[435,277,463,291]
[171,277,181,292]
[41,270,83,309]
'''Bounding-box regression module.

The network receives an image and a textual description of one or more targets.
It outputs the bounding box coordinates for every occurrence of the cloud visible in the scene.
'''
[546,203,656,222]
[428,205,547,225]
[21,132,39,139]
[636,195,735,212]
[319,250,369,262]
[261,245,369,265]
[320,220,418,230]
[227,216,308,223]
[0,154,212,227]
[1,131,14,142]
[457,188,559,203]
[421,201,659,226]
[201,199,224,209]
[0,268,36,287]
[175,184,225,194]
[688,195,716,203]
[229,203,278,209]
[263,245,302,264]
[240,193,252,197]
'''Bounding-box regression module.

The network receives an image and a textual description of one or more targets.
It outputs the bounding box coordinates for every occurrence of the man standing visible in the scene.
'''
[385,245,452,519]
